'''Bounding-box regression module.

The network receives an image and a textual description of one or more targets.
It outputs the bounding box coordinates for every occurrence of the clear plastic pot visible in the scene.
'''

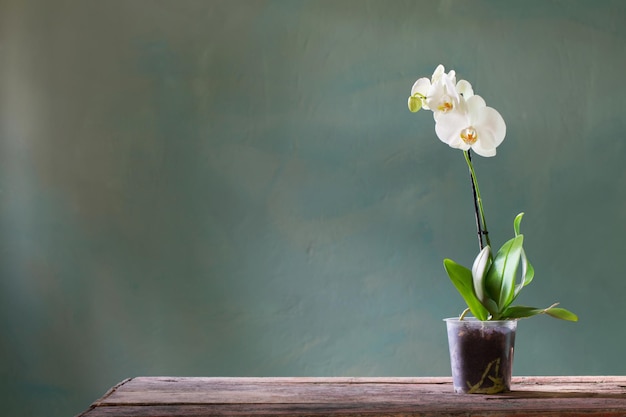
[444,317,517,394]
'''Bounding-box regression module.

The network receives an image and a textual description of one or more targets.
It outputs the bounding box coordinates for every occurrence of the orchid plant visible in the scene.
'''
[408,65,577,322]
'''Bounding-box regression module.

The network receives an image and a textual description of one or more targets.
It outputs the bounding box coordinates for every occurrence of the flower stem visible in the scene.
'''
[464,150,491,250]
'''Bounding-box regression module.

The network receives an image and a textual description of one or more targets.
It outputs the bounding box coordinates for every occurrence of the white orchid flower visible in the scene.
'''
[409,65,474,118]
[409,65,456,112]
[434,95,506,157]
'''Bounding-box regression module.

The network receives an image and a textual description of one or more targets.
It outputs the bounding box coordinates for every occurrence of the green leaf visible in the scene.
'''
[501,305,544,319]
[514,248,534,298]
[513,212,524,237]
[511,213,534,296]
[443,258,489,320]
[502,304,578,322]
[470,246,499,315]
[484,235,524,314]
[471,246,491,304]
[545,307,578,321]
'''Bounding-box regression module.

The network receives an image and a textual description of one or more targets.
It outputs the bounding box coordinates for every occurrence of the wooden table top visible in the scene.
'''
[77,376,626,416]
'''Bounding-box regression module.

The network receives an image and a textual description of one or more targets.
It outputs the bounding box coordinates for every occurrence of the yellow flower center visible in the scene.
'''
[437,98,453,113]
[461,127,478,145]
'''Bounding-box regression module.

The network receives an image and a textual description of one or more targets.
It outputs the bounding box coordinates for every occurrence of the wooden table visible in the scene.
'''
[77,376,626,416]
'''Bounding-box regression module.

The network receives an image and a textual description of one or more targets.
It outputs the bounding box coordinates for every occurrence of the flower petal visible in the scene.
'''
[480,107,507,148]
[411,77,431,97]
[466,95,487,116]
[456,79,474,98]
[435,110,469,149]
[443,71,459,101]
[426,81,448,112]
[471,131,497,157]
[431,64,446,83]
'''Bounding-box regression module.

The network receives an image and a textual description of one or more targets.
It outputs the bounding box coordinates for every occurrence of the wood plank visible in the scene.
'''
[78,376,626,417]
[78,405,626,417]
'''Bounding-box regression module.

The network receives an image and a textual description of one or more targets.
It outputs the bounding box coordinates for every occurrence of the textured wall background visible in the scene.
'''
[1,1,626,416]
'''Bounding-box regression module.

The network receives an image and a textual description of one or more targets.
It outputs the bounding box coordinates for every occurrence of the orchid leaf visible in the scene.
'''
[470,246,499,315]
[443,258,489,320]
[501,305,544,319]
[513,212,524,237]
[502,304,578,322]
[471,246,491,305]
[545,307,578,321]
[514,248,534,299]
[512,213,534,297]
[484,235,524,314]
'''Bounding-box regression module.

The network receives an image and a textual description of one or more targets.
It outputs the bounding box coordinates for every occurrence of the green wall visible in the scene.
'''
[2,1,626,416]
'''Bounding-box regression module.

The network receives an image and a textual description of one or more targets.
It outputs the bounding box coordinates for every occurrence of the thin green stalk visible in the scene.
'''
[464,150,491,249]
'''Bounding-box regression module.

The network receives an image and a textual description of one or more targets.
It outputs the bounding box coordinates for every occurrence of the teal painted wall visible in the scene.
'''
[1,0,626,415]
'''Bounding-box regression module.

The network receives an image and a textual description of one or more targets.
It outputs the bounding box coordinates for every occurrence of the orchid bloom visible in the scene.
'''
[434,95,506,157]
[408,64,460,114]
[408,65,478,124]
[408,65,505,157]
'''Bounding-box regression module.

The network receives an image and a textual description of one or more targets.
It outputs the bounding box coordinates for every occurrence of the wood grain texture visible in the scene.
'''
[77,376,626,416]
